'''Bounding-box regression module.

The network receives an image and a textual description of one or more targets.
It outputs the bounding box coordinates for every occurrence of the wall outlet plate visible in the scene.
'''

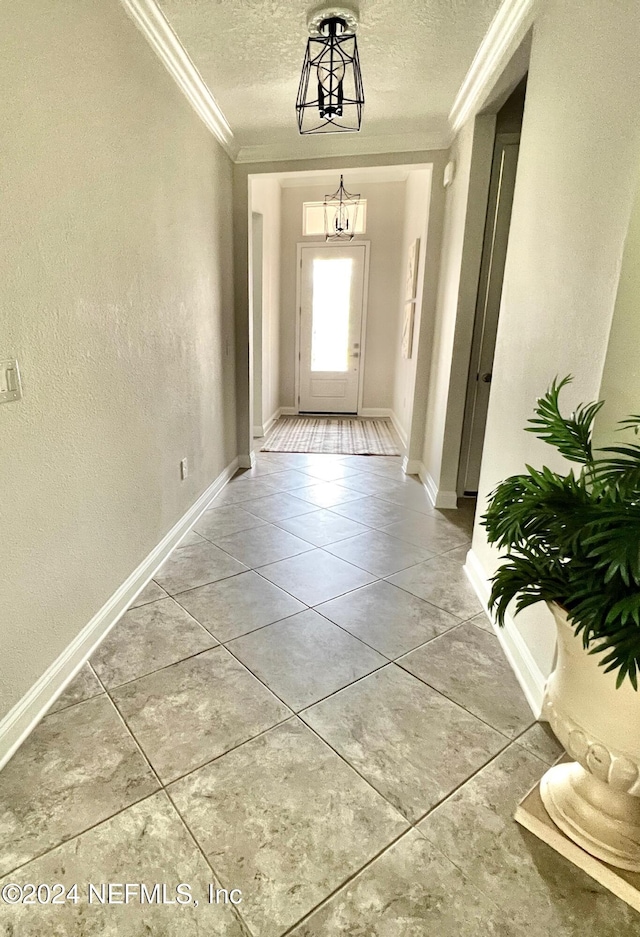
[0,359,22,403]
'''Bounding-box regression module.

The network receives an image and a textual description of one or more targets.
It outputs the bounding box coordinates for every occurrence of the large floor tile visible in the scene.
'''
[516,722,564,765]
[302,665,506,822]
[377,482,436,515]
[111,647,290,783]
[130,579,168,608]
[388,546,482,619]
[177,529,207,548]
[0,696,158,876]
[291,482,365,508]
[175,570,305,642]
[418,745,640,936]
[439,498,476,536]
[381,511,471,555]
[169,719,408,937]
[90,597,216,688]
[48,663,103,714]
[153,541,247,595]
[338,456,403,473]
[470,610,495,633]
[240,492,318,522]
[296,453,350,467]
[228,609,386,710]
[234,460,285,478]
[211,477,280,505]
[0,792,249,936]
[257,469,317,491]
[258,549,376,606]
[398,622,534,738]
[317,580,459,658]
[330,497,420,529]
[324,529,434,576]
[257,452,316,469]
[289,828,517,937]
[339,472,407,497]
[194,504,267,540]
[212,523,314,567]
[275,508,370,546]
[299,462,361,482]
[356,461,407,481]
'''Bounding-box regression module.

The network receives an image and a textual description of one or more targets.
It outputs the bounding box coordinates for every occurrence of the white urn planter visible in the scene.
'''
[541,602,640,871]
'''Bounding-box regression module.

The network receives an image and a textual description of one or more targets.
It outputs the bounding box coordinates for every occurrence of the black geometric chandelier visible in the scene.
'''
[296,8,364,135]
[323,175,361,241]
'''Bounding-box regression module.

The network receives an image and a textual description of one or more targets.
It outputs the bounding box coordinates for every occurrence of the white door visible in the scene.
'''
[298,244,367,413]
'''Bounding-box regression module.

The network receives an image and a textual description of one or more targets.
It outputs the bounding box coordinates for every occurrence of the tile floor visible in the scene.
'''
[1,451,638,935]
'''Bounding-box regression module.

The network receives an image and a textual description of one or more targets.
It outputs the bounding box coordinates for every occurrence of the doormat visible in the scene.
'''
[261,417,400,456]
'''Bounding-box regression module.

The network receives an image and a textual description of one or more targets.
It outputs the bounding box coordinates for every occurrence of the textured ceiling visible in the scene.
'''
[157,0,502,153]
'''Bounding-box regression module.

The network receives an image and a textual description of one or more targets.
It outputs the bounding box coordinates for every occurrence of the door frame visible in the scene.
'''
[457,131,521,494]
[295,240,371,415]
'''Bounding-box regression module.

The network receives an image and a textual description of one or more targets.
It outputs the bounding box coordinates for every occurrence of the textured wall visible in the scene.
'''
[420,121,476,484]
[392,171,431,441]
[471,0,640,675]
[597,161,640,446]
[251,178,282,428]
[0,0,236,718]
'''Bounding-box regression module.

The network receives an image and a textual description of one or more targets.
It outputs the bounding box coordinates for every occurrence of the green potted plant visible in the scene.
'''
[482,376,640,870]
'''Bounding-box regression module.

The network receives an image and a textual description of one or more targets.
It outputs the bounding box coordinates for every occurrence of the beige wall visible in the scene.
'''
[471,0,640,676]
[392,171,432,445]
[278,181,406,413]
[0,0,236,719]
[250,177,281,430]
[597,160,640,447]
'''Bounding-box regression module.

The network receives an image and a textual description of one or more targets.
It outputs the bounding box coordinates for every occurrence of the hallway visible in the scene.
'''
[1,452,636,935]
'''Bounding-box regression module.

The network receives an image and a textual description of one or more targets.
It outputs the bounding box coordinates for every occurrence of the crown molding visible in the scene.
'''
[235,131,452,165]
[448,0,537,134]
[120,0,238,160]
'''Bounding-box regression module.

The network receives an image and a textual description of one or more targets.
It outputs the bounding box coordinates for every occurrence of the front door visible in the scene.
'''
[298,244,366,413]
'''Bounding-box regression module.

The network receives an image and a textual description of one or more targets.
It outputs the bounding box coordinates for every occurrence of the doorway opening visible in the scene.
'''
[246,164,433,461]
[458,77,527,496]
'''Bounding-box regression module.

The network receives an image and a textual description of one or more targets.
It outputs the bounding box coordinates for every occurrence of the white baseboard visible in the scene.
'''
[412,461,458,509]
[254,407,284,440]
[0,456,239,773]
[238,453,257,469]
[464,547,547,718]
[359,407,392,418]
[388,411,408,450]
[262,409,281,436]
[279,406,298,416]
[402,457,422,475]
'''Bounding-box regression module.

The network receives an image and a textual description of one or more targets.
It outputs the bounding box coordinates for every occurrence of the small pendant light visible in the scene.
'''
[323,175,361,241]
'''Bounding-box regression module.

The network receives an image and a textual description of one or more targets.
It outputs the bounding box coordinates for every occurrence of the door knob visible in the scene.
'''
[481,372,492,383]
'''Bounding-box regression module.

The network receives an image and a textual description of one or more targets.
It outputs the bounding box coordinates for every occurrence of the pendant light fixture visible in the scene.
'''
[323,175,360,241]
[296,8,364,135]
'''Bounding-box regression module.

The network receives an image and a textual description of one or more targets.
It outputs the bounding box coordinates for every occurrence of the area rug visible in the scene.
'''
[261,417,400,456]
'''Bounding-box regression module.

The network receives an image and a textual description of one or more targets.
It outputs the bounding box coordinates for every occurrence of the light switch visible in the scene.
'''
[0,359,23,404]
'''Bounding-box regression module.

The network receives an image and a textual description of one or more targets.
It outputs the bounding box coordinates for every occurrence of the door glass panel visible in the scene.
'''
[311,258,352,372]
